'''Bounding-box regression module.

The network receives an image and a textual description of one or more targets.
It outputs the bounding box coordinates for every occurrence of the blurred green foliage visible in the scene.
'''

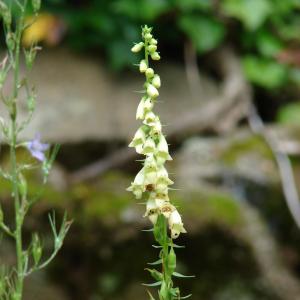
[277,102,300,125]
[42,0,300,88]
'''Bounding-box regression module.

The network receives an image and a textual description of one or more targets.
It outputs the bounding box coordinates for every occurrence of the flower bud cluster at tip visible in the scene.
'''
[128,25,186,239]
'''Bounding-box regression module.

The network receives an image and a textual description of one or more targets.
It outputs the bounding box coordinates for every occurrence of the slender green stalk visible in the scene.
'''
[10,1,27,300]
[9,3,27,297]
[0,1,70,298]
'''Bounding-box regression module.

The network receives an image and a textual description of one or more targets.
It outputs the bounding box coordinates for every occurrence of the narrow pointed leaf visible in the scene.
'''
[142,228,154,232]
[173,272,195,278]
[152,244,162,249]
[142,281,162,287]
[171,243,185,248]
[178,294,193,299]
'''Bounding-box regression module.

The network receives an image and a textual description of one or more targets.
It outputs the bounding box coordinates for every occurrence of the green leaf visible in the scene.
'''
[277,103,300,125]
[256,30,283,57]
[172,272,195,278]
[171,243,185,248]
[242,55,288,88]
[142,228,154,232]
[222,0,272,30]
[178,294,193,299]
[142,281,162,287]
[178,15,225,53]
[152,244,162,249]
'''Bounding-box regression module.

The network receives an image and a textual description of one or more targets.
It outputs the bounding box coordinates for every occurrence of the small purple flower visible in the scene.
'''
[27,134,49,162]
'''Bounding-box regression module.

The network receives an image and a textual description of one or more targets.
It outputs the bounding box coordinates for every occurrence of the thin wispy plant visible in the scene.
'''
[128,25,193,300]
[0,1,70,299]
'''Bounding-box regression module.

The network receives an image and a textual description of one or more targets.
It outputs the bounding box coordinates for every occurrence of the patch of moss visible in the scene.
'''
[221,134,273,165]
[172,189,242,228]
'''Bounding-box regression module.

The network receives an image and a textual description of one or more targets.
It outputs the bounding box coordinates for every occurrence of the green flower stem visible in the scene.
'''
[0,2,69,298]
[161,219,171,299]
[10,2,28,297]
[144,38,149,70]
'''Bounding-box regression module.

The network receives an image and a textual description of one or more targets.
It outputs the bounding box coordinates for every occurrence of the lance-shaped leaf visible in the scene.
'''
[172,272,195,278]
[142,281,162,287]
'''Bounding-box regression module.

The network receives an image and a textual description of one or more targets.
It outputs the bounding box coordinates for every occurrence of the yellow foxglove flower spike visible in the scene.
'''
[128,25,189,300]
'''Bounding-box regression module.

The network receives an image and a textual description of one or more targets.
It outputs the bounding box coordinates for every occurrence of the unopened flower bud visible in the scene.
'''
[18,173,27,198]
[145,68,154,78]
[131,42,144,53]
[168,247,177,274]
[27,94,36,112]
[25,47,39,70]
[139,59,147,73]
[32,233,42,265]
[151,52,161,61]
[152,74,161,88]
[145,268,163,281]
[144,33,153,40]
[147,84,159,98]
[148,44,157,53]
[150,38,158,45]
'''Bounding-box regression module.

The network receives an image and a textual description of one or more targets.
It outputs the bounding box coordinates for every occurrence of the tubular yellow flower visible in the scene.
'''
[131,42,144,53]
